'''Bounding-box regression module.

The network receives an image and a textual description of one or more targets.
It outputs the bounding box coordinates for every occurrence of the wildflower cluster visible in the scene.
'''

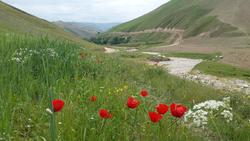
[126,90,187,123]
[11,48,58,63]
[107,85,128,95]
[48,89,188,141]
[184,97,233,128]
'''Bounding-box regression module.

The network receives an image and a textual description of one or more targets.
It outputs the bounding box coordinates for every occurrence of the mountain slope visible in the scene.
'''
[0,1,94,46]
[54,21,102,39]
[54,21,120,39]
[82,22,120,31]
[111,0,250,38]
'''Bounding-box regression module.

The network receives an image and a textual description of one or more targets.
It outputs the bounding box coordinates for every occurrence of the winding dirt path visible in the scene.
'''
[103,47,250,95]
[111,28,184,35]
[110,28,184,47]
[150,57,250,95]
[156,57,202,75]
[104,47,118,53]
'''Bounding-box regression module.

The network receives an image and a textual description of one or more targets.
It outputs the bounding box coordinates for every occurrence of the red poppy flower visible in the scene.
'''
[99,109,112,119]
[148,112,163,123]
[52,99,65,112]
[156,104,169,115]
[90,96,97,102]
[140,89,149,97]
[170,103,187,118]
[127,97,140,109]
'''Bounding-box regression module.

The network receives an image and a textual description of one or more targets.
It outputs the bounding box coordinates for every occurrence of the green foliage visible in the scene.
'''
[90,34,130,45]
[91,32,171,45]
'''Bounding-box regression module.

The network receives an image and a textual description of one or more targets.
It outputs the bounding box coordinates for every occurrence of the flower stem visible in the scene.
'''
[133,110,138,126]
[83,127,87,141]
[49,87,57,141]
[166,118,178,129]
[158,121,162,139]
[100,119,107,131]
[211,117,223,140]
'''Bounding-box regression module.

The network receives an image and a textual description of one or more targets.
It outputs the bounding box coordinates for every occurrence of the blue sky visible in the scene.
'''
[3,0,169,23]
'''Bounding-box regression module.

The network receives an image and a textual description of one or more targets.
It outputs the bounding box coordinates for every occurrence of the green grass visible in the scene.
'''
[1,33,250,141]
[130,32,171,44]
[195,61,250,81]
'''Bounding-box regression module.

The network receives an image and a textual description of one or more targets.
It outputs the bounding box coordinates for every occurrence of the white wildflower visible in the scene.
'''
[90,116,95,120]
[185,109,208,128]
[221,110,233,123]
[46,108,53,115]
[185,97,233,129]
[193,100,225,111]
[11,48,58,63]
[11,57,22,63]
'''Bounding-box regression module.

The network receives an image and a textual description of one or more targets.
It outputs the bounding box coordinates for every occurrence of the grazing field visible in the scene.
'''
[1,33,250,141]
[194,61,250,81]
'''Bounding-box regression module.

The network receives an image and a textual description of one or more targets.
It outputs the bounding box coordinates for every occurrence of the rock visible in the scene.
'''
[242,84,249,88]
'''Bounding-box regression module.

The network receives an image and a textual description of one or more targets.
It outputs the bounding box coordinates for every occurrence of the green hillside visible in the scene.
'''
[54,21,102,40]
[1,1,250,141]
[110,0,249,38]
[0,1,94,46]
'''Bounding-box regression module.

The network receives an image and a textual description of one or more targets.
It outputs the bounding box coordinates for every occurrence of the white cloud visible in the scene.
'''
[2,0,169,23]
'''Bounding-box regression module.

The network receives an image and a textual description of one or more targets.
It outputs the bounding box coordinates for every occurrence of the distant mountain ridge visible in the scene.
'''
[81,22,120,32]
[54,21,120,39]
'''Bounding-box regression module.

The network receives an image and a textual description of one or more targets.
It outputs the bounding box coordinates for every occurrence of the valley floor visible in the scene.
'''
[152,58,250,95]
[148,37,250,69]
[104,47,250,95]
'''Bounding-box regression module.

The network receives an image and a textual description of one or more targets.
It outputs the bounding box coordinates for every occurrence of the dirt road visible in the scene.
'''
[104,47,118,53]
[147,37,250,69]
[150,57,250,95]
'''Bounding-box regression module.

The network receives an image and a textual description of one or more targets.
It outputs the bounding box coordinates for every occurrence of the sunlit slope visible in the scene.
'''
[0,1,95,46]
[111,0,249,37]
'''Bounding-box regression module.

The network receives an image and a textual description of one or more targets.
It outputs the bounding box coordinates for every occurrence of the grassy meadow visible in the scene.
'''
[195,61,250,81]
[0,33,250,141]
